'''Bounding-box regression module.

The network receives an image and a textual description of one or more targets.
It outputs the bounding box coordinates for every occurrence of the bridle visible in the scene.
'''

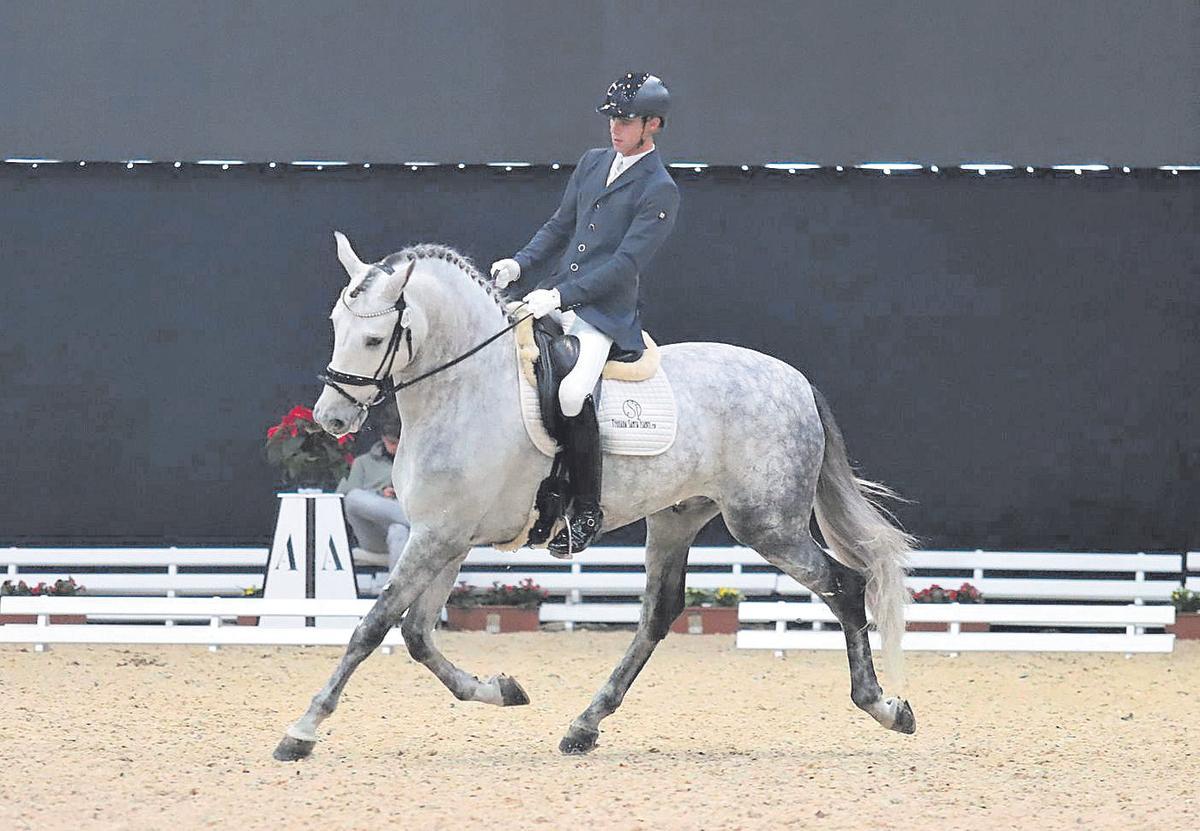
[318,267,531,416]
[317,287,414,413]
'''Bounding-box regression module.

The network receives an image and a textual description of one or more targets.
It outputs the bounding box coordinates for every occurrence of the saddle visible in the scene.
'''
[524,317,644,548]
[530,316,644,443]
[496,308,675,553]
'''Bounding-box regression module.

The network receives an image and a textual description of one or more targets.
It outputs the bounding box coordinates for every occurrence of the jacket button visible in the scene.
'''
[594,202,601,210]
[588,223,596,231]
[570,263,579,272]
[577,243,586,252]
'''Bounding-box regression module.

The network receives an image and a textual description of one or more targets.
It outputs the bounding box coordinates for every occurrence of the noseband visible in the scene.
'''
[318,268,531,415]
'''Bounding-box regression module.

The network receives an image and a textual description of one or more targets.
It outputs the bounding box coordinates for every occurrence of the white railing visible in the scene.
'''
[2,547,268,597]
[0,596,398,651]
[736,601,1176,654]
[1,546,1186,646]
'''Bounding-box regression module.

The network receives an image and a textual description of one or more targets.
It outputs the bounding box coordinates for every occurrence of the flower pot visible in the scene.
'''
[906,619,989,633]
[0,614,86,625]
[1167,612,1200,639]
[445,605,540,633]
[670,606,739,635]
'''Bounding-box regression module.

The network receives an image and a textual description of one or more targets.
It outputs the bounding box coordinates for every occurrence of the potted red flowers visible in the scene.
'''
[445,579,547,633]
[0,578,87,624]
[907,582,987,632]
[264,405,355,491]
[1167,588,1200,639]
[671,587,742,634]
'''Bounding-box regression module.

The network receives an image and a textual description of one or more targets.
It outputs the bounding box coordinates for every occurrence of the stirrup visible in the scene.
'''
[547,506,603,556]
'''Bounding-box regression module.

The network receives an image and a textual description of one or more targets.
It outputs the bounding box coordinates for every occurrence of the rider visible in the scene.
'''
[491,73,679,554]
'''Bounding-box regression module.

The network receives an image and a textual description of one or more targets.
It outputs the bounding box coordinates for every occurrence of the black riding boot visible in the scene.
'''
[547,397,604,556]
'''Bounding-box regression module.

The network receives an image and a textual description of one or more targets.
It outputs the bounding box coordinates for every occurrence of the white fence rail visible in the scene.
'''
[2,548,268,597]
[0,596,398,651]
[737,601,1176,653]
[1,547,1186,649]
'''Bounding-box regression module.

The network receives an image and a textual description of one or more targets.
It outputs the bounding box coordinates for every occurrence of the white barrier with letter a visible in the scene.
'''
[263,492,358,627]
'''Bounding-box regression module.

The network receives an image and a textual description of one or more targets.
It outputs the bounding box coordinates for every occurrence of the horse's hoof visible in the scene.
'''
[497,675,530,707]
[558,725,599,755]
[890,699,917,735]
[273,735,316,761]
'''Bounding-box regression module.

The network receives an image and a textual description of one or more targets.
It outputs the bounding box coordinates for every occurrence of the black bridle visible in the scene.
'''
[317,290,414,413]
[318,282,531,415]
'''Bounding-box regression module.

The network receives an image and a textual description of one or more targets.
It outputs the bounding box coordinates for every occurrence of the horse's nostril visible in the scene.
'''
[328,418,345,433]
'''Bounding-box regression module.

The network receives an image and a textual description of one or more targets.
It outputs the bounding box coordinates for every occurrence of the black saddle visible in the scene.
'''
[531,316,642,442]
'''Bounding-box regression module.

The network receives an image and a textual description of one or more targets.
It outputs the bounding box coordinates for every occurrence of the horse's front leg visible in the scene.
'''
[400,555,530,707]
[272,527,464,761]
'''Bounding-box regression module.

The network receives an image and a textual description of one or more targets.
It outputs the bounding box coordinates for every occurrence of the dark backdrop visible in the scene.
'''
[1,163,1196,550]
[2,0,1196,166]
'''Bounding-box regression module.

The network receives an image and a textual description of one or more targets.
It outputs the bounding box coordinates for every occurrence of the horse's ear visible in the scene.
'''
[333,231,370,282]
[383,259,417,303]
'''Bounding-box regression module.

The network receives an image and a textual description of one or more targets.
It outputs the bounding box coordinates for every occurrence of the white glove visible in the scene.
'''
[521,288,561,319]
[490,258,521,289]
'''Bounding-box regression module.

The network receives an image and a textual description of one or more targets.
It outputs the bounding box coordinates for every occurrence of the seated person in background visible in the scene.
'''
[336,416,409,569]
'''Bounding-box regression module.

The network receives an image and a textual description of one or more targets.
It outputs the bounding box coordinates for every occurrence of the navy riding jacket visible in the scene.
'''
[513,147,679,353]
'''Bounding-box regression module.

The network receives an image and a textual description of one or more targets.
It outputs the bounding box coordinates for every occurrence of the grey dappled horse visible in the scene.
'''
[273,234,917,761]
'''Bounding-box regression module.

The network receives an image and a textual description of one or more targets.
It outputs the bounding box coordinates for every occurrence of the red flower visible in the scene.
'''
[343,453,354,465]
[337,435,352,447]
[267,425,280,439]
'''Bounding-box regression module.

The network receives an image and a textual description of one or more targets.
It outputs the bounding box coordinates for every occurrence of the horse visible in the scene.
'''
[272,232,917,761]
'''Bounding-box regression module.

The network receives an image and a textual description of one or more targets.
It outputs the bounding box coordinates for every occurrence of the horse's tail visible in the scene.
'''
[810,385,916,687]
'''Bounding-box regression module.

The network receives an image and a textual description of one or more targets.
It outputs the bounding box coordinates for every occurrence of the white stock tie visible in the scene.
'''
[607,157,624,187]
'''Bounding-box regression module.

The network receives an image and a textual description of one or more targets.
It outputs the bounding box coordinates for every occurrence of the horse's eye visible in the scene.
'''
[365,337,384,347]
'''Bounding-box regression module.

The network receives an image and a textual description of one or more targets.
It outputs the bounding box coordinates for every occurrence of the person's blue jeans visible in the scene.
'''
[342,489,411,569]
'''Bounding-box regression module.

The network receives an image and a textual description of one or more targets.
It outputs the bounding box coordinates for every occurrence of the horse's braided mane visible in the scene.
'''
[380,243,515,322]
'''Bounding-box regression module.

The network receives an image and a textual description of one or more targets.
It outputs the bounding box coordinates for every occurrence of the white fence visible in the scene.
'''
[0,545,780,628]
[1,548,267,596]
[736,601,1176,654]
[740,549,1181,655]
[0,596,400,652]
[1,546,1186,651]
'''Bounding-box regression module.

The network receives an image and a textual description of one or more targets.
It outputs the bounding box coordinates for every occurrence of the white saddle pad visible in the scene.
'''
[519,365,677,457]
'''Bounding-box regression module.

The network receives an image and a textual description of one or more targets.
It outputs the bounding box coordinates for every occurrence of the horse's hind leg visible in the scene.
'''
[400,556,530,707]
[273,528,466,761]
[751,531,915,734]
[559,497,720,754]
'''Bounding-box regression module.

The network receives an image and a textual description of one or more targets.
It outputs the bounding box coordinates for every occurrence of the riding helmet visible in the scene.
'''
[596,73,670,125]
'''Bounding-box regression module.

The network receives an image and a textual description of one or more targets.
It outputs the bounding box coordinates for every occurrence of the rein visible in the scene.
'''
[319,286,531,414]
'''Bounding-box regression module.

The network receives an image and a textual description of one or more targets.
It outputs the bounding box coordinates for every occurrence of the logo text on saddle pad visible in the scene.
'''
[613,399,656,430]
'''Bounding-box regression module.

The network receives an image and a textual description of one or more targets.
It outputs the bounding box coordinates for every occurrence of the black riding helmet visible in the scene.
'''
[596,72,670,126]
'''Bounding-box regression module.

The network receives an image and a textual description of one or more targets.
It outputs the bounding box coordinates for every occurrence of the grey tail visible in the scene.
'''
[810,386,916,687]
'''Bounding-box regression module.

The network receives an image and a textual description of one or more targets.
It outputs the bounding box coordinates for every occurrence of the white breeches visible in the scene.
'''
[554,311,613,418]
